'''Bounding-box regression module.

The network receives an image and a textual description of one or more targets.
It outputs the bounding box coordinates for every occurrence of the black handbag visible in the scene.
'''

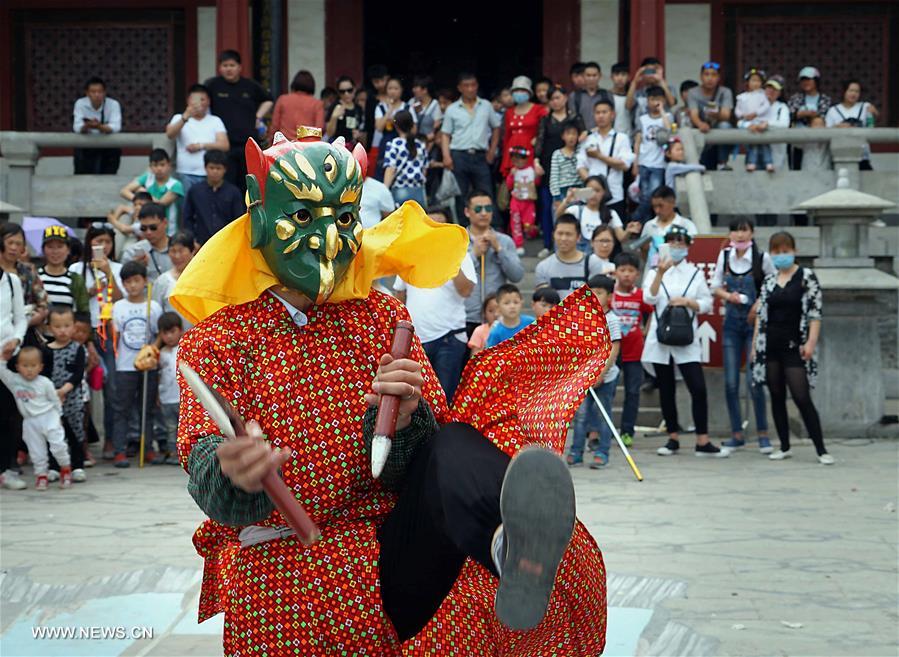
[655,270,699,346]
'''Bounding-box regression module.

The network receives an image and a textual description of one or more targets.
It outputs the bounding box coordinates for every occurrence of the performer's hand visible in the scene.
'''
[217,420,293,493]
[365,354,423,431]
[800,341,815,361]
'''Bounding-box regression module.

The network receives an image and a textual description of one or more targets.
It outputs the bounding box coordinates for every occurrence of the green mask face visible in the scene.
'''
[246,138,365,303]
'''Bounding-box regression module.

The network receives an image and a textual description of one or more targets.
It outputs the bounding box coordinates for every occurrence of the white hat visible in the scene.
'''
[511,75,533,94]
[798,66,820,80]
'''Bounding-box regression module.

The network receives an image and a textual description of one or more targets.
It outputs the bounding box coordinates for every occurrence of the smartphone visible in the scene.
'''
[574,187,594,202]
[644,68,656,76]
[657,243,671,262]
[92,245,105,261]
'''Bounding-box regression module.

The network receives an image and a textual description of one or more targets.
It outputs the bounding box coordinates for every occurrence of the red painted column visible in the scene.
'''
[216,0,252,73]
[325,0,363,87]
[629,0,666,71]
[542,0,580,84]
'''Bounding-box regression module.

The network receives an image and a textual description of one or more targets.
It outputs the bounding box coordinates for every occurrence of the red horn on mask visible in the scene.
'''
[352,143,368,180]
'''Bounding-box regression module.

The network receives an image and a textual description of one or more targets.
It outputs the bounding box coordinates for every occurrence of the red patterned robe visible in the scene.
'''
[177,286,610,656]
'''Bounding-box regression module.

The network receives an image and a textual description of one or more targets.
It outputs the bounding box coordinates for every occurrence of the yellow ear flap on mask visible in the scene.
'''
[170,201,469,326]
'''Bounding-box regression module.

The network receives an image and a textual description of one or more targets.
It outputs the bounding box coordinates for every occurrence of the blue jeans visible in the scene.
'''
[700,121,738,169]
[450,150,495,227]
[635,166,665,222]
[723,324,768,435]
[746,145,773,168]
[618,360,643,436]
[392,185,426,207]
[178,172,205,196]
[570,376,618,460]
[422,332,468,405]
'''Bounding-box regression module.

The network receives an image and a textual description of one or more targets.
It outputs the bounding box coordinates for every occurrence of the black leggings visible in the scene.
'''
[378,422,509,642]
[655,360,708,436]
[0,381,23,473]
[766,349,826,455]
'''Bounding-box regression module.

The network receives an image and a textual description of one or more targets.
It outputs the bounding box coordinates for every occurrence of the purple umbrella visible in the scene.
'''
[22,216,72,255]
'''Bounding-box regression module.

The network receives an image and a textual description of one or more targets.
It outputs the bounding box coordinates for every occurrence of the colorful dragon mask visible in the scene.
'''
[246,128,367,303]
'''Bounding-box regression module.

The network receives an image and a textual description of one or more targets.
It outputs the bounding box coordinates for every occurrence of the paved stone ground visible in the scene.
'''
[1,436,897,657]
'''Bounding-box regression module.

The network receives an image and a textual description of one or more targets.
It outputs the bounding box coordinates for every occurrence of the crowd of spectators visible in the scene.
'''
[1,50,856,491]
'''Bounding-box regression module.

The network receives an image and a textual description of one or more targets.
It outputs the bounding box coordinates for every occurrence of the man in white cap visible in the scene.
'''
[786,66,832,169]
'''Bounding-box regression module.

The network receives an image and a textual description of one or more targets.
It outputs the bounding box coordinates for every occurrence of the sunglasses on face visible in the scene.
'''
[472,204,493,214]
[139,224,160,233]
[339,88,354,94]
[702,62,721,71]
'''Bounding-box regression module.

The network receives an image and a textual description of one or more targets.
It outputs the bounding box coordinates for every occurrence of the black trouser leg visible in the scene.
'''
[0,381,22,473]
[654,361,679,434]
[378,422,509,642]
[678,361,709,435]
[766,355,790,451]
[784,365,827,455]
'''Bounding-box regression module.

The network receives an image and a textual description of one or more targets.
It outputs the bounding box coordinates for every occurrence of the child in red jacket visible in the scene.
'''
[506,146,540,254]
[611,252,653,446]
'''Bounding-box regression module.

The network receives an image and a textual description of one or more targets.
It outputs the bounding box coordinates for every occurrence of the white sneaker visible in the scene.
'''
[769,450,792,460]
[817,454,835,465]
[1,470,27,490]
[47,470,60,482]
[515,247,526,256]
[537,248,552,259]
[72,468,87,482]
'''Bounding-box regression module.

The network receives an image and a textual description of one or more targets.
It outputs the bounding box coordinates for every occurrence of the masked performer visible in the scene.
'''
[172,127,611,656]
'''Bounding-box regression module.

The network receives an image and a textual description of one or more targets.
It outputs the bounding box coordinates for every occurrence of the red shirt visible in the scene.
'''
[270,92,325,138]
[500,103,547,175]
[612,287,653,362]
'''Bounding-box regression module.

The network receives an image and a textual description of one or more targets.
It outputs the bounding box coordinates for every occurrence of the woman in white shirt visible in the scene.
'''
[70,223,124,446]
[642,225,728,458]
[555,175,638,252]
[825,79,878,170]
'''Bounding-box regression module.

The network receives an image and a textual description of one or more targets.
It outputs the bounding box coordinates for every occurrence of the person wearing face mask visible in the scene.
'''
[499,76,548,182]
[642,226,726,458]
[751,232,831,465]
[711,218,776,453]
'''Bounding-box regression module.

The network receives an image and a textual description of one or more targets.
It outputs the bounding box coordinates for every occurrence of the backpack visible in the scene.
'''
[655,269,699,346]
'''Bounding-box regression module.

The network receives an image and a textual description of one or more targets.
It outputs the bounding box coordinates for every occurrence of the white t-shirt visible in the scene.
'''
[612,93,631,135]
[158,345,179,405]
[573,205,623,242]
[168,112,227,176]
[637,113,671,169]
[602,310,622,383]
[360,177,396,229]
[640,214,699,268]
[69,261,124,328]
[393,255,477,344]
[112,298,162,372]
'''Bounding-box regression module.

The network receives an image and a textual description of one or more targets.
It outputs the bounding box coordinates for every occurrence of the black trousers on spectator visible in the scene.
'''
[225,146,248,193]
[378,422,508,641]
[48,416,85,471]
[0,379,22,473]
[765,347,826,455]
[73,148,121,174]
[450,150,495,227]
[655,359,708,435]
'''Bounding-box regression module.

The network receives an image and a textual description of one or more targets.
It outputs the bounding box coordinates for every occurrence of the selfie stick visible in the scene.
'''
[480,252,486,306]
[138,282,153,469]
[588,386,643,481]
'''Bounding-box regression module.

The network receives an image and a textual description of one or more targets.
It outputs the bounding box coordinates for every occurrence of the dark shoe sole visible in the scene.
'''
[495,447,575,632]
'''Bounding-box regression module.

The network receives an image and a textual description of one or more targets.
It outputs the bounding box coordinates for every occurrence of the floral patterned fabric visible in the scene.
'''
[752,267,822,387]
[178,286,610,656]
